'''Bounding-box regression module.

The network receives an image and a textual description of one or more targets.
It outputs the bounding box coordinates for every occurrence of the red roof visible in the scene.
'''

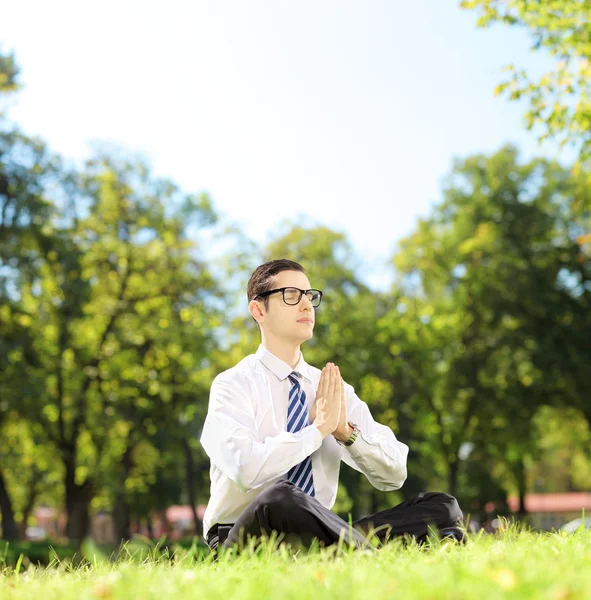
[166,505,207,521]
[505,493,591,513]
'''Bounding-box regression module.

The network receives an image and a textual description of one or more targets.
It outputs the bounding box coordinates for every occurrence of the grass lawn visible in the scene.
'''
[1,525,590,599]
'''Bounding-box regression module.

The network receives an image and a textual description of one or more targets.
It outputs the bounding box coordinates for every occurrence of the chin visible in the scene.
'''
[289,330,314,344]
[299,329,314,343]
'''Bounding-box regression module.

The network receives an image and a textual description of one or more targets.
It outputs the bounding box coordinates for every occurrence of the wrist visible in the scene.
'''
[336,422,360,447]
[315,422,333,439]
[333,423,354,442]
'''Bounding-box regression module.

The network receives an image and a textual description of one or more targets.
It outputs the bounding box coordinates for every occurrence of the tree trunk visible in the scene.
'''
[516,457,527,520]
[114,444,133,544]
[0,468,19,540]
[113,494,131,544]
[64,455,93,546]
[448,458,459,499]
[146,514,154,539]
[20,467,41,538]
[182,438,202,536]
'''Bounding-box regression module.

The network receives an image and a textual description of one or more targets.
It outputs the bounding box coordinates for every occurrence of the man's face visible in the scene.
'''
[253,270,316,344]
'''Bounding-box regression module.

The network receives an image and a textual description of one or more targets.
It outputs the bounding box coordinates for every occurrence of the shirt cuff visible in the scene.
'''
[301,424,323,454]
[343,429,371,456]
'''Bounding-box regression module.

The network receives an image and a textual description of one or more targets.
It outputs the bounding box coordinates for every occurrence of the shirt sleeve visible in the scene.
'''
[200,372,323,492]
[340,382,409,491]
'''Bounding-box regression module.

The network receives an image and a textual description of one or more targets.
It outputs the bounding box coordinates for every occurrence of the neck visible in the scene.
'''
[260,333,301,369]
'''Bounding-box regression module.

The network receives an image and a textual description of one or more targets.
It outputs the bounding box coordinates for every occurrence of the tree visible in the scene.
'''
[3,147,219,544]
[95,220,221,542]
[0,50,226,544]
[385,145,590,510]
[461,0,591,171]
[0,50,61,539]
[529,406,591,494]
[0,48,19,98]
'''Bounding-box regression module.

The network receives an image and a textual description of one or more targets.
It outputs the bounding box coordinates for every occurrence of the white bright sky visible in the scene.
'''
[1,0,565,288]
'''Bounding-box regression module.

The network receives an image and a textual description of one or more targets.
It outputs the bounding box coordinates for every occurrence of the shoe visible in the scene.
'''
[438,527,467,543]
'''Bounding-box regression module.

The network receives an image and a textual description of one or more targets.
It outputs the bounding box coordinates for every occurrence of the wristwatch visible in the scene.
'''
[338,422,360,447]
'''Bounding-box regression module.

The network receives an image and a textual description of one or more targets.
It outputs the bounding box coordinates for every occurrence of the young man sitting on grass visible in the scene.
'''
[200,259,464,552]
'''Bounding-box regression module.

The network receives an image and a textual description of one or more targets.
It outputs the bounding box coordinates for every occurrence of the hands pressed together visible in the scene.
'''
[310,363,353,442]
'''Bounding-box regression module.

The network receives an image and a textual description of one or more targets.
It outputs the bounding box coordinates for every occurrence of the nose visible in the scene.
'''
[300,294,313,310]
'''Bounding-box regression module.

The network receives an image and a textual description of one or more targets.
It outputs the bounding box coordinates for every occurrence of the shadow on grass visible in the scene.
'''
[0,536,211,571]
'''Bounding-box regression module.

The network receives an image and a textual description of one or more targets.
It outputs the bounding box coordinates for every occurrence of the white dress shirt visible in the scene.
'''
[200,345,409,537]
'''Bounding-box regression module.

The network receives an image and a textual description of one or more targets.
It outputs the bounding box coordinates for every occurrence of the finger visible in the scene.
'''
[336,369,344,411]
[338,376,347,421]
[336,367,345,401]
[333,368,342,427]
[316,365,328,400]
[314,369,326,406]
[328,365,338,404]
[321,366,331,403]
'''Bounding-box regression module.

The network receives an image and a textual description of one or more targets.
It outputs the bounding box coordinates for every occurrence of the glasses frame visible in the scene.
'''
[255,287,323,307]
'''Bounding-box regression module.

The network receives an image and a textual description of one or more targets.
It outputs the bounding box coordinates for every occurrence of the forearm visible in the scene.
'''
[201,419,322,491]
[344,429,408,491]
[342,386,409,490]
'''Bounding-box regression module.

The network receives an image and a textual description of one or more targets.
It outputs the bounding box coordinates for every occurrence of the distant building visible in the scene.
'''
[486,493,591,531]
[31,504,207,543]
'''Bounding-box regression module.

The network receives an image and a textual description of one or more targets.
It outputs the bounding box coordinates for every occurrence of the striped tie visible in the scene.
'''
[286,372,315,496]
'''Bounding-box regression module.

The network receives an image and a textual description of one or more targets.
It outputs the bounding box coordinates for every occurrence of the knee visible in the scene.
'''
[254,481,298,513]
[434,492,463,527]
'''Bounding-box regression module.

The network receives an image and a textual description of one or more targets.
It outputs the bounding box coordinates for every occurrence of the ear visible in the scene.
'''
[248,299,265,324]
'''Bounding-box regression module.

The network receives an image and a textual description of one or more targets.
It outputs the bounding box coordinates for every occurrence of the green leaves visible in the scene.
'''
[462,0,591,166]
[0,49,20,97]
[385,144,591,511]
[0,113,225,540]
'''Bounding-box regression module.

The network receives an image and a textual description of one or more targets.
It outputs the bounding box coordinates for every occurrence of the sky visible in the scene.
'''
[1,0,563,288]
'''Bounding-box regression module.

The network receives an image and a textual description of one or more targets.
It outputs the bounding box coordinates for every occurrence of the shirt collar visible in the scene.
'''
[255,345,313,383]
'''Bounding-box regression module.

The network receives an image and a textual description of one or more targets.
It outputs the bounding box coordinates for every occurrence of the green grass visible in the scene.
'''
[1,525,590,599]
[0,537,211,568]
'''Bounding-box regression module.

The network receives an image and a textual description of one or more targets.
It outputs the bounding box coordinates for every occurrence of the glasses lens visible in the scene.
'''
[283,288,301,305]
[308,290,322,307]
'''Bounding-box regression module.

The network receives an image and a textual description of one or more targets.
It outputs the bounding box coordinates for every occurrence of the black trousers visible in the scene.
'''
[207,480,463,552]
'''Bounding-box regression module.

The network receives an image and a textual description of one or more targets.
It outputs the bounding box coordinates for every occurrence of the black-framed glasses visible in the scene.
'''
[255,287,323,307]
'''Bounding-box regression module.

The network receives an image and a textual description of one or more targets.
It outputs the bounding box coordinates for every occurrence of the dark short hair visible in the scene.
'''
[247,259,306,309]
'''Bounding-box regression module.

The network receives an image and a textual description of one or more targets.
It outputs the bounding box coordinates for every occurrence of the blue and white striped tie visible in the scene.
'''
[286,372,315,496]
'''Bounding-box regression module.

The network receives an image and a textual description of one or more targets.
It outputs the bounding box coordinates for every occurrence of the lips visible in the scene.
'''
[297,319,314,323]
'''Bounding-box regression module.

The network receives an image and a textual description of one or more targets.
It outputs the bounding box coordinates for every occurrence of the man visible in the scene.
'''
[200,259,464,552]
